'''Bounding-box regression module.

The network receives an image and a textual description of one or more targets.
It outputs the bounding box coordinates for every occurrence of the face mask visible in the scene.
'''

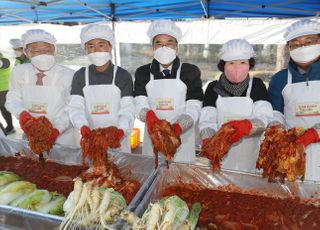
[154,46,177,65]
[289,44,320,64]
[225,64,249,83]
[30,54,55,71]
[14,51,22,58]
[88,52,111,66]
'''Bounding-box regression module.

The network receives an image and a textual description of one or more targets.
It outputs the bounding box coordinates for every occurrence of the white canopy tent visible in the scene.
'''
[1,17,319,66]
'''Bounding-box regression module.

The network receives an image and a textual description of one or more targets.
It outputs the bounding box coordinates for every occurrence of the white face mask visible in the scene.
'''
[30,54,55,71]
[154,46,177,65]
[88,52,111,66]
[289,44,320,64]
[14,51,22,58]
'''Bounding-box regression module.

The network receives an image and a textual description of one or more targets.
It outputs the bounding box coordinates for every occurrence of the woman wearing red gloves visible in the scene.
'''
[199,39,276,173]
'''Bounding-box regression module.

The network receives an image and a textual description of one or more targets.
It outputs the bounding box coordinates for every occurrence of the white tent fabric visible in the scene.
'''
[115,18,305,45]
[1,17,320,50]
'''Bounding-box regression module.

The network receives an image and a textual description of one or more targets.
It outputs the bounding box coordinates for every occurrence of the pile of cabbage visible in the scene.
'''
[0,171,65,216]
[121,195,201,230]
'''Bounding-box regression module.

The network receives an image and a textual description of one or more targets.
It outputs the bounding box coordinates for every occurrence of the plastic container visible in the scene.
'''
[130,128,140,149]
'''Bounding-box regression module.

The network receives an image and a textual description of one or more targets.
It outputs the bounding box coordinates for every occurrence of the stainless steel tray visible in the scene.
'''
[0,137,159,230]
[133,162,320,224]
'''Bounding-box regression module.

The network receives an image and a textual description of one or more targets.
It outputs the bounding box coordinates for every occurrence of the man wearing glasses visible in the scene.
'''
[134,20,203,163]
[5,29,79,147]
[268,19,320,181]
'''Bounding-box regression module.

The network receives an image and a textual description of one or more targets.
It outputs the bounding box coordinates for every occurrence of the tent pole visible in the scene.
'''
[110,3,120,66]
[199,0,208,18]
[76,0,112,19]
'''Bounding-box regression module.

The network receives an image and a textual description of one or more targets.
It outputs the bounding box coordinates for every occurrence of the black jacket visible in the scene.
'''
[134,57,203,101]
[203,77,268,107]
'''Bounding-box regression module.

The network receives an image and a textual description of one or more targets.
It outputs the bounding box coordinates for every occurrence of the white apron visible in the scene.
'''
[142,64,196,163]
[83,65,130,153]
[282,70,320,181]
[216,78,261,173]
[22,69,79,147]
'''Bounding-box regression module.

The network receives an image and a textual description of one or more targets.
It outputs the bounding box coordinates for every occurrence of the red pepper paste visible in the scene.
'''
[162,184,320,229]
[0,156,87,197]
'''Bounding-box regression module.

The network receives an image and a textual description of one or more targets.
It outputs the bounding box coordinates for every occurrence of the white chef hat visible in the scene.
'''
[147,19,182,43]
[218,39,255,61]
[21,29,56,48]
[80,22,115,48]
[10,39,23,49]
[284,19,320,42]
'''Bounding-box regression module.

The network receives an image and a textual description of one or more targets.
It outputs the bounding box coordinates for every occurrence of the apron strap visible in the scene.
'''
[85,65,90,86]
[245,77,253,97]
[149,64,154,81]
[287,69,292,85]
[112,65,118,85]
[176,63,182,80]
[25,67,35,85]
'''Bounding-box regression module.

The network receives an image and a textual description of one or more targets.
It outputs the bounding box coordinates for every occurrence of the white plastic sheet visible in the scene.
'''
[134,162,320,219]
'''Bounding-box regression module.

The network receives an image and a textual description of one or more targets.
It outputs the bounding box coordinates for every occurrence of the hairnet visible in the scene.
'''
[285,19,320,42]
[21,29,56,48]
[80,22,115,48]
[10,39,23,49]
[147,19,182,43]
[219,39,255,61]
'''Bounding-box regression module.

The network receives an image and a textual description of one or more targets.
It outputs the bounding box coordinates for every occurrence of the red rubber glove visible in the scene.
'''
[226,119,252,143]
[145,110,160,134]
[48,128,59,142]
[172,123,182,136]
[80,125,91,138]
[116,129,125,141]
[202,138,210,147]
[296,128,319,147]
[19,111,33,128]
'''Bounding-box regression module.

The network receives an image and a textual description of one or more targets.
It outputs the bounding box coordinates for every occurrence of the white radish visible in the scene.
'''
[59,178,83,230]
[59,179,89,230]
[85,186,102,225]
[159,196,189,230]
[146,203,162,230]
[71,178,83,209]
[79,182,93,226]
[120,210,140,226]
[160,200,177,230]
[99,188,112,229]
[104,190,127,224]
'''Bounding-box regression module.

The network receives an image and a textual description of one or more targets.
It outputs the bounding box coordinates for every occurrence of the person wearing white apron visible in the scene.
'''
[200,39,274,173]
[9,39,30,66]
[5,29,79,147]
[134,20,203,163]
[268,19,320,181]
[67,23,134,153]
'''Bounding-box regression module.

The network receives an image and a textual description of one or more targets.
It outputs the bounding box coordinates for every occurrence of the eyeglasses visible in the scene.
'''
[288,38,320,50]
[154,41,177,49]
[26,47,55,55]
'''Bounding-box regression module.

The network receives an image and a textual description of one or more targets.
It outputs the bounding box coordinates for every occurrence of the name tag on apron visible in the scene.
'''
[91,103,110,115]
[223,116,244,124]
[156,98,174,111]
[295,102,320,117]
[28,102,48,114]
